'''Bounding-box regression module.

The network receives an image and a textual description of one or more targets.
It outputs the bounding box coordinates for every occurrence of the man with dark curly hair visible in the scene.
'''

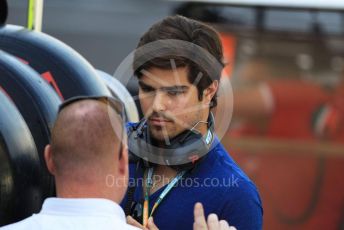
[122,15,263,230]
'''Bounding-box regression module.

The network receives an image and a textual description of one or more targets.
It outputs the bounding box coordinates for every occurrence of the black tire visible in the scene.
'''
[0,90,42,226]
[0,25,111,100]
[0,50,61,211]
[0,0,7,25]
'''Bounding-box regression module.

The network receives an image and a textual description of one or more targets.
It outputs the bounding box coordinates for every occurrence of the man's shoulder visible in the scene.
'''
[202,145,263,227]
[0,215,141,230]
[205,142,250,179]
[0,215,38,230]
[200,142,261,197]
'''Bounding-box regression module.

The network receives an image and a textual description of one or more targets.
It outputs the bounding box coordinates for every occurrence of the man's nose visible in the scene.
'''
[152,91,167,112]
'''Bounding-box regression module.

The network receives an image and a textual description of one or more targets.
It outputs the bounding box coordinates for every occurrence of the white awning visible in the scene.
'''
[167,0,344,10]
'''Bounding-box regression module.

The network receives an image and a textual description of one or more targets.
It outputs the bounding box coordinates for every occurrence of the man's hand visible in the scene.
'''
[193,203,237,230]
[127,216,158,230]
[127,203,237,230]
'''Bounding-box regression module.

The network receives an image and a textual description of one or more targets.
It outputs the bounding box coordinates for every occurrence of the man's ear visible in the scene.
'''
[203,80,219,105]
[44,144,56,176]
[118,143,128,176]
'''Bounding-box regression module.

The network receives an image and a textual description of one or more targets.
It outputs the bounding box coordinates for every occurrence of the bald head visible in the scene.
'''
[50,99,124,179]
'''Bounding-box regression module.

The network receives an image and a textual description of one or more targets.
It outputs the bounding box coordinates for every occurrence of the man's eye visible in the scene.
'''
[167,91,183,96]
[141,87,153,93]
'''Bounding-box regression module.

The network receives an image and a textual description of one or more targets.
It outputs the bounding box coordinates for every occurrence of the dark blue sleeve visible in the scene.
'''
[220,180,263,230]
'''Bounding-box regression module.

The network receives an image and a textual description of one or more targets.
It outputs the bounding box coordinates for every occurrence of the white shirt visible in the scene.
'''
[0,198,140,230]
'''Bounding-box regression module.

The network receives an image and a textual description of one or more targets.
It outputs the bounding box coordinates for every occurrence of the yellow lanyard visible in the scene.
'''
[142,167,186,227]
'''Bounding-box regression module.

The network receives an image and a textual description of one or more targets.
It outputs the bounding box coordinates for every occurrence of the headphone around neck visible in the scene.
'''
[127,112,216,171]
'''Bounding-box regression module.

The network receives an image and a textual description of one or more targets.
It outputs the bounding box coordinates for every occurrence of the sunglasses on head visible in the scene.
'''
[59,95,125,117]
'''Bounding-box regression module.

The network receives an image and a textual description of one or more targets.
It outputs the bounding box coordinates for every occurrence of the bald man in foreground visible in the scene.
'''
[0,96,234,230]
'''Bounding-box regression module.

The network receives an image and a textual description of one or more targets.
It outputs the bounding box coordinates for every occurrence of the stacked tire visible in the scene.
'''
[0,25,137,226]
